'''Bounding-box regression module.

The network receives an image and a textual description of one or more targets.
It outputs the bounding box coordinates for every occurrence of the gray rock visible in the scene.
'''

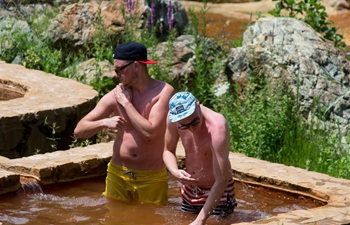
[226,17,350,136]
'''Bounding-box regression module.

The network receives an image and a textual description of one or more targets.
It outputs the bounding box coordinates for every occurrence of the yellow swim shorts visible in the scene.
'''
[103,161,168,205]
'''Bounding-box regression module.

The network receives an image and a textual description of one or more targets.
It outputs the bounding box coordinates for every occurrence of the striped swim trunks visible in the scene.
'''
[180,179,237,215]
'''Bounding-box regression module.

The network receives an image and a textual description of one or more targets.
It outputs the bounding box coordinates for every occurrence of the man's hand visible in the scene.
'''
[103,116,127,130]
[172,169,197,185]
[115,84,132,106]
[189,219,206,225]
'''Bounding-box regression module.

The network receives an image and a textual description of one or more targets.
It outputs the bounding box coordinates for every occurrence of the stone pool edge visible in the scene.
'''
[0,141,349,224]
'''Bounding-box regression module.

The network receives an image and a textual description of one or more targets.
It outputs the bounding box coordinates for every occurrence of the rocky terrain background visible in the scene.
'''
[0,0,350,157]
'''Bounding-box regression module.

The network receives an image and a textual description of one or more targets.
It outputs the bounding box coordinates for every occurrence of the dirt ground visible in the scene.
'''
[179,0,350,48]
[180,0,277,19]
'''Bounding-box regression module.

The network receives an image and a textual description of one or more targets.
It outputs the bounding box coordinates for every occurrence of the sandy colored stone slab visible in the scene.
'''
[0,142,113,185]
[0,61,99,158]
[0,61,98,116]
[0,169,20,195]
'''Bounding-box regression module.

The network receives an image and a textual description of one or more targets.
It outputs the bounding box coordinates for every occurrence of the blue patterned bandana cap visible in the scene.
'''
[169,92,196,122]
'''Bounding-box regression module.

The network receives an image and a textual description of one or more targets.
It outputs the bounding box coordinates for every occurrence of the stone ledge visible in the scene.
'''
[0,142,113,185]
[228,155,350,224]
[0,141,349,224]
[0,169,20,194]
[0,61,98,158]
[0,61,97,116]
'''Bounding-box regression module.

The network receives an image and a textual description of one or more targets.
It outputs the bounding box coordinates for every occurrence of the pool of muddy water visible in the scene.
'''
[0,175,325,225]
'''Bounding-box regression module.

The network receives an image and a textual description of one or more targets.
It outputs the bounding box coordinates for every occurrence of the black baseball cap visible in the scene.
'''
[113,42,157,64]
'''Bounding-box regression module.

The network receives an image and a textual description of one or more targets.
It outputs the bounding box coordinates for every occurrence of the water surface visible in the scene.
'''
[0,175,325,225]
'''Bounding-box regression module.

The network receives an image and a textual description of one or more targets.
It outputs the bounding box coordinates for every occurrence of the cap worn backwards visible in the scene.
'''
[113,42,157,64]
[169,92,196,122]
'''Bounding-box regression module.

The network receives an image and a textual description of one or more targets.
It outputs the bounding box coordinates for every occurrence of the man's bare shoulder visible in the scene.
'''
[97,88,118,107]
[100,88,115,99]
[205,109,228,132]
[156,80,175,98]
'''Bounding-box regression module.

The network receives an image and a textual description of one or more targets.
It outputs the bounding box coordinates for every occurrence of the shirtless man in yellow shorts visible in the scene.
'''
[74,42,174,205]
[163,91,237,224]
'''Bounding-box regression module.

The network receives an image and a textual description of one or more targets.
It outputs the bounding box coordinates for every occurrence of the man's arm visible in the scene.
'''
[163,116,179,172]
[115,83,174,140]
[74,90,126,139]
[163,116,196,183]
[191,117,232,225]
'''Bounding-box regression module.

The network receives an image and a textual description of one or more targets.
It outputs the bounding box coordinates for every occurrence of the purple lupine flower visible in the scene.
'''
[151,3,156,25]
[167,2,174,28]
[126,0,135,11]
[347,52,350,56]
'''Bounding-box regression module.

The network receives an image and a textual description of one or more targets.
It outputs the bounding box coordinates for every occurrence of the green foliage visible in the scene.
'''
[190,39,224,107]
[30,7,60,36]
[22,40,63,75]
[211,40,350,179]
[269,0,346,49]
[219,75,295,161]
[278,108,350,178]
[213,71,350,179]
[148,29,178,84]
[215,63,350,179]
[0,21,35,63]
[120,5,139,43]
[90,68,116,101]
[177,3,229,108]
[69,137,92,148]
[183,5,202,38]
[44,117,60,151]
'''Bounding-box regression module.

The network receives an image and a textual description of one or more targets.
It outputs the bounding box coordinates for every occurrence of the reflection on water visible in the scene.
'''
[0,175,324,225]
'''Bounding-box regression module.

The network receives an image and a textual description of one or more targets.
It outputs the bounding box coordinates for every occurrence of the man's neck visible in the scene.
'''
[131,75,155,96]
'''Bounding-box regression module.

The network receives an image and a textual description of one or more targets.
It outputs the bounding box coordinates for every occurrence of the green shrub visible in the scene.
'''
[269,0,346,49]
[0,21,35,63]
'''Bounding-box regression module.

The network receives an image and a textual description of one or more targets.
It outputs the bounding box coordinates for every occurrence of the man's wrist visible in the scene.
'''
[122,101,132,108]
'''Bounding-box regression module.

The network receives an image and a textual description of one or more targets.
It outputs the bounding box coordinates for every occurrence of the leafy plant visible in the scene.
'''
[178,3,229,107]
[0,21,36,63]
[269,0,346,49]
[22,39,63,75]
[44,117,60,151]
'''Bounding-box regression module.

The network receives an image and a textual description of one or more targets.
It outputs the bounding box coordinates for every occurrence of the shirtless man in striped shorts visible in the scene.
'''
[163,91,237,225]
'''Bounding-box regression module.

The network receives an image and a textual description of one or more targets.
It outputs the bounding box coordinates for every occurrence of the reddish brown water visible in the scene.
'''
[0,175,324,225]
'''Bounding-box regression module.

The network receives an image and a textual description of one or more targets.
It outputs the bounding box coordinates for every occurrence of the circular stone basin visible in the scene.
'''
[0,61,98,159]
[0,79,26,100]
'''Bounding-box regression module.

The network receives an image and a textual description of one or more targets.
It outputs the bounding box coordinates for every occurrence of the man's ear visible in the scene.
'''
[134,61,140,71]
